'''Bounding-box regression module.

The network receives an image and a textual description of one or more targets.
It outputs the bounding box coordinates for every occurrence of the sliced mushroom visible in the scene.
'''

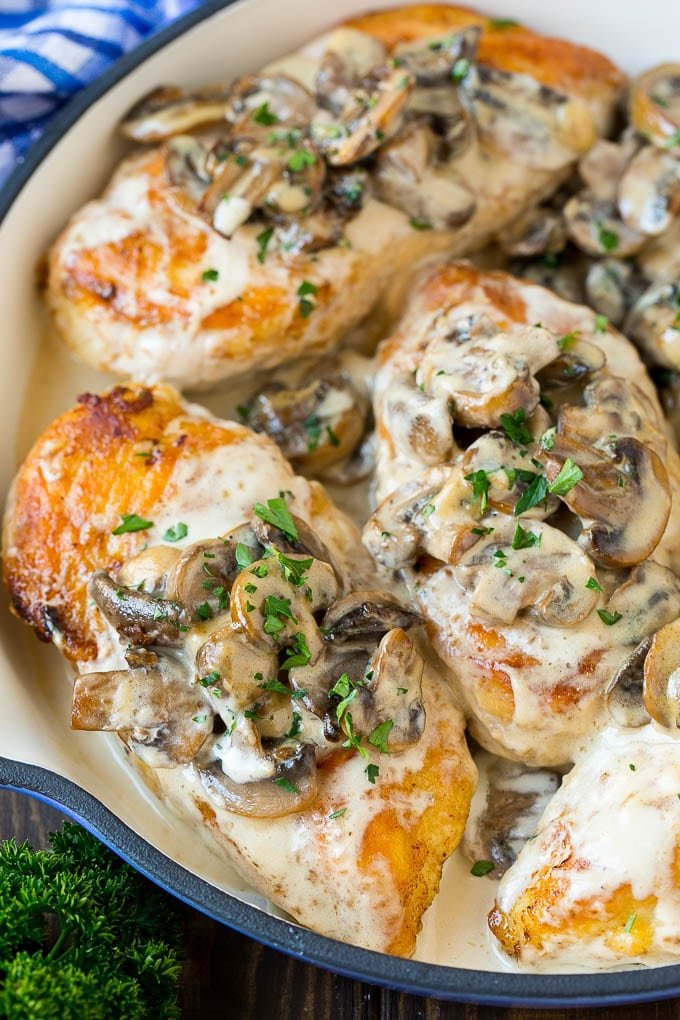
[606,637,653,728]
[250,513,340,581]
[558,375,666,459]
[289,638,373,741]
[536,337,605,390]
[564,192,648,258]
[643,617,680,728]
[89,569,188,647]
[228,74,318,132]
[511,250,587,306]
[604,561,680,646]
[625,281,680,370]
[540,432,671,567]
[363,465,480,570]
[578,137,639,202]
[585,258,646,326]
[311,65,414,165]
[392,26,480,86]
[165,135,212,203]
[195,625,279,708]
[381,376,455,467]
[200,135,324,237]
[244,374,368,476]
[315,28,387,113]
[416,312,558,428]
[230,555,337,660]
[461,429,559,519]
[496,207,566,258]
[116,544,182,595]
[451,518,599,628]
[618,145,680,236]
[373,120,476,229]
[321,590,422,641]
[72,652,212,767]
[345,628,426,752]
[630,63,680,151]
[166,536,246,619]
[637,216,680,284]
[461,64,596,170]
[199,737,318,817]
[120,84,235,142]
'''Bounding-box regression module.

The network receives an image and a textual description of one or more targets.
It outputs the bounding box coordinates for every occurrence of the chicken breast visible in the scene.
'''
[489,723,680,969]
[2,383,476,956]
[43,5,624,388]
[364,263,680,766]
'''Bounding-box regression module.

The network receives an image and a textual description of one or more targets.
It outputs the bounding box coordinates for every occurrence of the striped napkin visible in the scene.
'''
[0,0,202,186]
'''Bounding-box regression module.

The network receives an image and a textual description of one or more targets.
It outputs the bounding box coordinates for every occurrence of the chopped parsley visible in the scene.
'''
[422,503,435,517]
[235,542,254,570]
[253,101,278,126]
[326,426,340,447]
[258,677,290,694]
[470,860,495,876]
[465,469,492,513]
[594,313,608,333]
[328,807,347,819]
[262,594,295,636]
[511,523,541,550]
[162,521,188,543]
[624,913,637,933]
[597,220,619,253]
[253,496,298,541]
[541,427,556,451]
[365,764,380,784]
[304,414,321,452]
[472,526,494,536]
[196,602,212,621]
[331,672,362,721]
[666,128,680,148]
[500,407,531,448]
[598,608,622,626]
[273,776,299,794]
[585,576,603,592]
[557,329,581,350]
[451,57,469,81]
[274,550,313,587]
[112,513,153,535]
[409,218,432,230]
[297,279,318,318]
[281,632,312,669]
[548,458,584,496]
[287,712,302,739]
[256,226,274,264]
[367,719,394,754]
[287,149,316,173]
[201,268,219,283]
[488,17,519,28]
[514,473,548,515]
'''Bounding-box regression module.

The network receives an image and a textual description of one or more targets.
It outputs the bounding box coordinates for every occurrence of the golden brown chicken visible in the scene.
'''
[364,263,680,766]
[43,5,624,387]
[2,383,476,956]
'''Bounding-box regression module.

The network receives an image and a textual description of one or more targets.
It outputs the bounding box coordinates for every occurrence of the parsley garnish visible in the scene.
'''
[465,469,492,513]
[557,329,581,350]
[256,226,274,264]
[451,57,469,81]
[253,496,298,541]
[514,473,548,515]
[297,279,317,318]
[367,719,393,753]
[201,268,219,282]
[598,608,622,626]
[162,521,188,543]
[365,764,380,784]
[262,594,295,636]
[594,313,608,333]
[488,17,519,28]
[541,427,556,451]
[500,407,531,447]
[511,523,541,550]
[281,632,312,669]
[471,526,494,536]
[258,677,290,694]
[470,860,495,876]
[548,458,583,496]
[624,913,637,933]
[287,149,316,172]
[274,550,313,586]
[287,712,302,739]
[199,671,221,687]
[328,808,347,819]
[112,513,153,535]
[409,218,432,230]
[196,602,212,621]
[597,220,619,253]
[274,777,299,794]
[585,576,603,592]
[253,101,278,126]
[235,542,254,570]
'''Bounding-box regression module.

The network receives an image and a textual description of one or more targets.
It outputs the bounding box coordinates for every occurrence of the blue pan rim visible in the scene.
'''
[2,0,680,1005]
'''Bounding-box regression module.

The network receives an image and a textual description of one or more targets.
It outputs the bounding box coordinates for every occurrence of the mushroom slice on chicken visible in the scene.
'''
[460,64,596,171]
[540,432,671,568]
[71,651,213,767]
[629,63,680,151]
[643,617,680,729]
[606,637,653,729]
[415,313,559,428]
[496,206,566,258]
[460,425,559,519]
[380,378,455,468]
[557,375,667,459]
[89,569,188,647]
[617,146,680,236]
[120,84,236,142]
[314,28,387,113]
[564,193,648,258]
[626,282,680,371]
[585,258,646,327]
[451,518,599,628]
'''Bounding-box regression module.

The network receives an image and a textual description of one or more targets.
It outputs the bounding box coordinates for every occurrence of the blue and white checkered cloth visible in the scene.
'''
[0,0,203,185]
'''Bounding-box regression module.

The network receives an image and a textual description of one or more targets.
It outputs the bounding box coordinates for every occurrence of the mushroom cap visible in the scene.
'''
[120,84,235,142]
[643,617,680,729]
[198,740,319,818]
[629,63,680,151]
[618,145,680,237]
[89,569,188,647]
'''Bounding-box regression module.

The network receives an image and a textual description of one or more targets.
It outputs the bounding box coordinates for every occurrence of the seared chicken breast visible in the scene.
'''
[365,263,680,766]
[489,720,680,968]
[2,383,476,956]
[44,5,624,387]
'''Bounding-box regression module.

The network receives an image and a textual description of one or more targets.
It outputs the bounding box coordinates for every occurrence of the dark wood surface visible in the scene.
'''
[1,787,679,1019]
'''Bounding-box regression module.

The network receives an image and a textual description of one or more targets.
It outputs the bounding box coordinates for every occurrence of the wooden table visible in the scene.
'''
[2,787,679,1020]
